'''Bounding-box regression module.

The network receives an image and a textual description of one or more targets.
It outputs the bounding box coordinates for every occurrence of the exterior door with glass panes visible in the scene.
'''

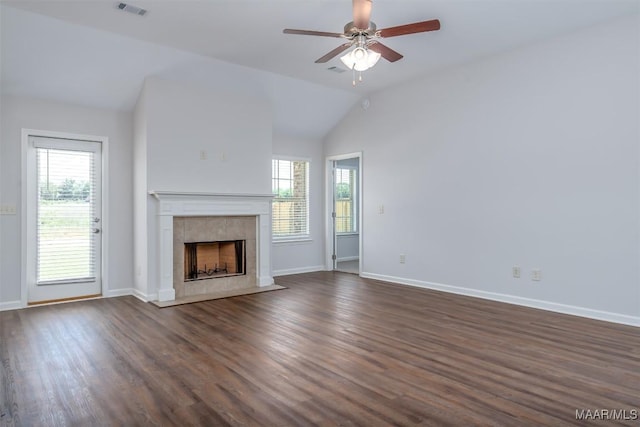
[26,135,102,303]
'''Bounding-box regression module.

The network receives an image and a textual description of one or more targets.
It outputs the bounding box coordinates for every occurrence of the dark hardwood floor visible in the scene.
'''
[1,272,639,426]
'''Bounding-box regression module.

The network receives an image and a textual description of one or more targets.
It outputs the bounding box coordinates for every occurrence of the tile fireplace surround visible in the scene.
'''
[149,191,274,302]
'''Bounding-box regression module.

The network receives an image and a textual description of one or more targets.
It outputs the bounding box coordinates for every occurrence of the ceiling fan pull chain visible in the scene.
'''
[352,64,357,86]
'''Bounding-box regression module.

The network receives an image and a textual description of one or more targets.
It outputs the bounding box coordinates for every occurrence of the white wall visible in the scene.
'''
[143,78,272,194]
[272,133,325,275]
[324,16,640,324]
[134,78,273,298]
[132,84,149,298]
[0,95,134,307]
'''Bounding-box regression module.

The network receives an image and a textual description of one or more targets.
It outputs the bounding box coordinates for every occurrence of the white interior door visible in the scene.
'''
[26,136,102,303]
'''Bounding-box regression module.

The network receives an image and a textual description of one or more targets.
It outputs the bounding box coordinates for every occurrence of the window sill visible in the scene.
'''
[273,237,313,245]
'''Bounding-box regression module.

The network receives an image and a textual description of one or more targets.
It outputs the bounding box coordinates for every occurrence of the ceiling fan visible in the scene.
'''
[283,0,440,84]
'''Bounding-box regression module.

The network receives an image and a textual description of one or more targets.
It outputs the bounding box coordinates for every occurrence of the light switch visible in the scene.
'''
[0,205,17,215]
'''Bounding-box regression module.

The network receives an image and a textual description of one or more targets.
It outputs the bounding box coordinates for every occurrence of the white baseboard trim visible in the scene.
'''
[104,288,134,298]
[0,289,159,310]
[0,300,24,311]
[273,265,326,277]
[133,289,157,302]
[337,256,359,262]
[360,272,640,328]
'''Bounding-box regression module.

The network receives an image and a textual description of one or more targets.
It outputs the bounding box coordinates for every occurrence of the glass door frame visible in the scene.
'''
[21,129,109,306]
[325,152,363,274]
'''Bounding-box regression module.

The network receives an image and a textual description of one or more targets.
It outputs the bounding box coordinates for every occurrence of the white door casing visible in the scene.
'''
[23,130,107,303]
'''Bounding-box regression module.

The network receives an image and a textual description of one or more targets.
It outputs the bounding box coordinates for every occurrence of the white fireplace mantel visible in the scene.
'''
[149,191,274,302]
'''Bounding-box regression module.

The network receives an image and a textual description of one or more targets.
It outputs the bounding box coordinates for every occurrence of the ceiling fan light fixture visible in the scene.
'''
[283,0,441,86]
[340,47,381,71]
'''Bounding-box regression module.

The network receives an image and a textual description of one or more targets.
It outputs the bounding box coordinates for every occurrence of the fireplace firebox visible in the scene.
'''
[184,240,246,281]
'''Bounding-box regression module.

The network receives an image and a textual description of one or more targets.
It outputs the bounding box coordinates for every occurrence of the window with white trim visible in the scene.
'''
[272,158,309,239]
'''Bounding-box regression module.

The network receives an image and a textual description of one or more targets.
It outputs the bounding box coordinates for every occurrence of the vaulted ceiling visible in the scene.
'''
[2,1,638,138]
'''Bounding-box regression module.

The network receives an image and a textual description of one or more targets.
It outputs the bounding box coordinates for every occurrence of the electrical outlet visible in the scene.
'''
[512,266,521,278]
[199,150,207,160]
[378,204,384,214]
[399,254,406,264]
[531,269,542,281]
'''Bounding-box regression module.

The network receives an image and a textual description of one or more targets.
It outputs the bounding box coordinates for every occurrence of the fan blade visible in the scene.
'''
[315,43,352,63]
[283,29,344,38]
[353,0,372,30]
[368,42,403,62]
[379,19,441,38]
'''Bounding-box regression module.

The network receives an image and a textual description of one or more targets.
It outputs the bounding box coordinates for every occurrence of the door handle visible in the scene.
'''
[92,228,101,234]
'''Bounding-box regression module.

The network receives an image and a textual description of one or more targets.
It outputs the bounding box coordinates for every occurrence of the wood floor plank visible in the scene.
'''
[1,271,638,426]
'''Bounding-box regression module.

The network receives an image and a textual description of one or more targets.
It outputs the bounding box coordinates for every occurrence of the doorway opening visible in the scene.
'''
[326,153,362,274]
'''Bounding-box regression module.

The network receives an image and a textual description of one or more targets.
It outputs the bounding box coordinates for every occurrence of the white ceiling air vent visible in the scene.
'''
[327,66,346,74]
[116,2,147,16]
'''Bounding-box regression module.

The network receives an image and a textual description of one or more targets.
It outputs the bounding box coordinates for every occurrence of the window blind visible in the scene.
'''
[272,159,309,239]
[36,147,97,283]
